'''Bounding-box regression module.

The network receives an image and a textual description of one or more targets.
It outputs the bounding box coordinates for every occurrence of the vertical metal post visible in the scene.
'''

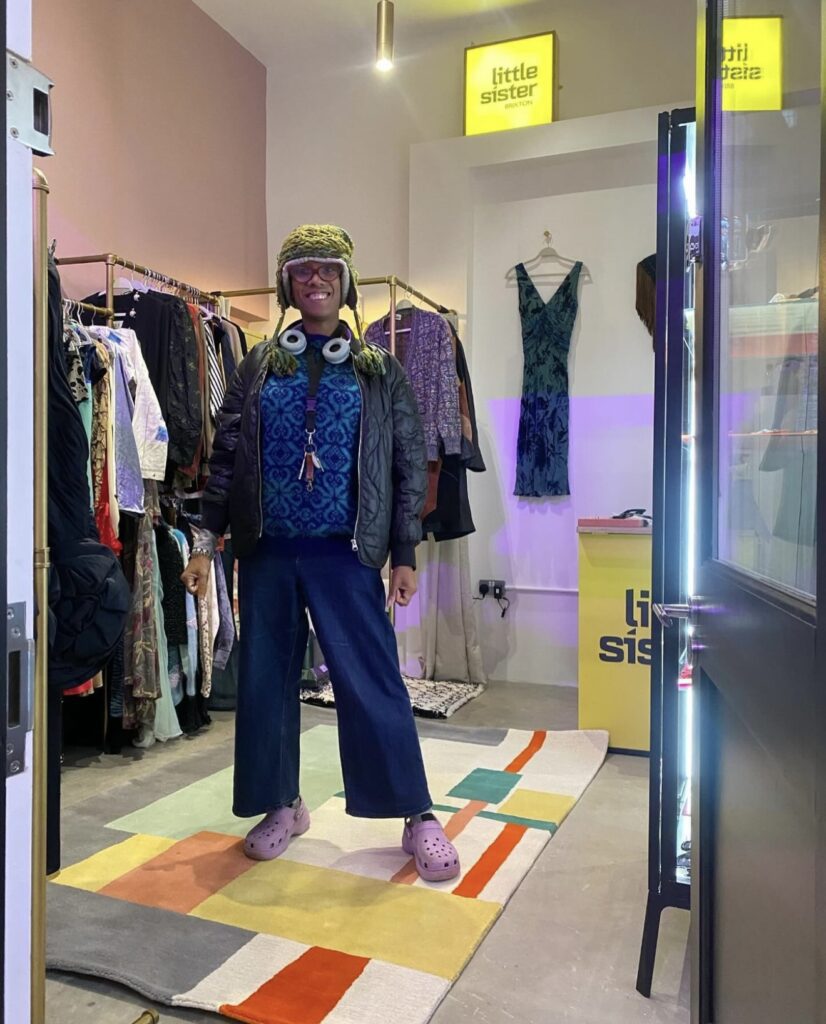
[105,254,116,327]
[389,276,397,358]
[31,168,50,1024]
[387,277,398,627]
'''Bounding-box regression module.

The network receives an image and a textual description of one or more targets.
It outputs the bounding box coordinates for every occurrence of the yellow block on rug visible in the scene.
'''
[191,856,499,980]
[52,834,176,893]
[498,789,576,825]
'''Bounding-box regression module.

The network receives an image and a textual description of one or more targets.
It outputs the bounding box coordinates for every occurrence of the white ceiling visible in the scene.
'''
[192,0,544,67]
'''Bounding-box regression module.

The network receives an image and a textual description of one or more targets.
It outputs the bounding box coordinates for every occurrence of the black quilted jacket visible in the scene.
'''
[200,339,427,569]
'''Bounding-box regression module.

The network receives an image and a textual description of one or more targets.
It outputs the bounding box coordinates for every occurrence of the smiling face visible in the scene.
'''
[289,262,343,330]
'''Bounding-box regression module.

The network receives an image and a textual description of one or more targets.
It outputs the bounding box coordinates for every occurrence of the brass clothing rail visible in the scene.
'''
[62,297,115,320]
[55,252,221,325]
[212,276,455,359]
[359,275,455,316]
[211,286,276,299]
[212,277,453,313]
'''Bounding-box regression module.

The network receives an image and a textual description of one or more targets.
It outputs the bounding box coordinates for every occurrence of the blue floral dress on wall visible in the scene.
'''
[514,260,583,497]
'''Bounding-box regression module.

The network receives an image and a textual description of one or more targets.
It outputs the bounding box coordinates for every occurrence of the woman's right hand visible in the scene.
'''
[181,555,212,599]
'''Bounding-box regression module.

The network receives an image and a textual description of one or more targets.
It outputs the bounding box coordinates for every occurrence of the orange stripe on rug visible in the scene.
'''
[220,946,370,1024]
[391,800,487,885]
[452,823,527,899]
[99,831,251,914]
[505,730,547,774]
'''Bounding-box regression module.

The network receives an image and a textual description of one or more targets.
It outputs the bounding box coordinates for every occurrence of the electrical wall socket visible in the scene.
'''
[479,579,507,599]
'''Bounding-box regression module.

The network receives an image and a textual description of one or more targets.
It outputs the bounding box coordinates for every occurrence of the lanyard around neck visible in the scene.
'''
[300,348,326,491]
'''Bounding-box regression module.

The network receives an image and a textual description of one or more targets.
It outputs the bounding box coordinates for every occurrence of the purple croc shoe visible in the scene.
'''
[402,816,461,883]
[244,799,310,861]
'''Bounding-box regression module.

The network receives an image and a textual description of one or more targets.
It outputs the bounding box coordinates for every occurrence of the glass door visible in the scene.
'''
[637,108,696,999]
[675,119,698,889]
[693,0,823,1020]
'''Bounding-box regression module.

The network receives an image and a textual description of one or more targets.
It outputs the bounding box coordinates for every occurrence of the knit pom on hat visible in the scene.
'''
[276,224,359,312]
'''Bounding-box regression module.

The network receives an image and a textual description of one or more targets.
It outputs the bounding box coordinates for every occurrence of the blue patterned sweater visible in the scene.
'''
[260,334,362,539]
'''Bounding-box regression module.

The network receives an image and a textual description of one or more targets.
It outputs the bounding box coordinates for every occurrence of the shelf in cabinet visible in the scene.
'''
[731,430,817,438]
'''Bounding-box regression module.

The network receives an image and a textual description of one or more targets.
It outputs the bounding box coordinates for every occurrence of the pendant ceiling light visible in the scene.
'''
[376,0,395,72]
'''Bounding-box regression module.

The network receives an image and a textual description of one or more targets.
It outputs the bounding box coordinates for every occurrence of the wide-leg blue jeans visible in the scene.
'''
[233,536,433,819]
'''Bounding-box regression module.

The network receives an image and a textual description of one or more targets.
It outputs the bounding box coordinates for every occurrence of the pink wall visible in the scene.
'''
[33,0,270,320]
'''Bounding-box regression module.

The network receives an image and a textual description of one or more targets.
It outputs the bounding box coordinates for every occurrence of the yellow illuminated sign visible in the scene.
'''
[722,16,783,111]
[464,33,555,137]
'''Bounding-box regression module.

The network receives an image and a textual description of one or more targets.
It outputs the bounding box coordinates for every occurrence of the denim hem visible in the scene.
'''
[232,794,301,819]
[345,799,433,820]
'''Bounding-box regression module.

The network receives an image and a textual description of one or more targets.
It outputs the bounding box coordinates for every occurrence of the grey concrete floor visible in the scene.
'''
[47,682,689,1023]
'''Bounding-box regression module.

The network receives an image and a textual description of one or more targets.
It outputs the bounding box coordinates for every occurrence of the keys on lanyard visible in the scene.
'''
[299,431,324,491]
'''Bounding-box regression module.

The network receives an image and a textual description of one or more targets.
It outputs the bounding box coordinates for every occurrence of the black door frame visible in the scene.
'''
[693,0,826,1021]
[637,105,694,1000]
[0,1,9,1018]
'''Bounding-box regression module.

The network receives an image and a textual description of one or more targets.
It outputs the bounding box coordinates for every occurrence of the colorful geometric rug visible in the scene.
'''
[300,675,485,719]
[48,723,608,1023]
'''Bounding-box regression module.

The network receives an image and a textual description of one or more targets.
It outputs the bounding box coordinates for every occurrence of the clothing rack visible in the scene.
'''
[62,296,115,321]
[55,253,221,326]
[360,277,455,358]
[213,276,456,357]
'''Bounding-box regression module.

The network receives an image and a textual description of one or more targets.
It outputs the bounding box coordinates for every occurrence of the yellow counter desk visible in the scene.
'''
[577,518,651,754]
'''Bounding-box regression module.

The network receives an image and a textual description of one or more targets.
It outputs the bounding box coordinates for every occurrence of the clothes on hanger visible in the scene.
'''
[422,325,486,542]
[513,261,583,498]
[47,261,131,872]
[366,306,462,461]
[225,319,249,360]
[83,288,203,472]
[366,304,485,541]
[60,282,238,750]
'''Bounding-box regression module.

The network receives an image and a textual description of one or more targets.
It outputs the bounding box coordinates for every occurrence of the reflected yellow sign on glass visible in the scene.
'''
[722,16,783,111]
[465,33,555,137]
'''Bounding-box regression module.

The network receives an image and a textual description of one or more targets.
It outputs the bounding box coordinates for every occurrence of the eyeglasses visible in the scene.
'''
[289,263,342,284]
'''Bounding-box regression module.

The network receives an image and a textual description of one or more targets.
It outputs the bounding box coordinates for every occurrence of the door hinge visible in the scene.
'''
[687,216,703,264]
[7,50,54,155]
[6,602,34,779]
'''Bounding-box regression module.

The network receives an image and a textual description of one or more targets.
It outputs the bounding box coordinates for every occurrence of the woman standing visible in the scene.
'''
[182,225,460,883]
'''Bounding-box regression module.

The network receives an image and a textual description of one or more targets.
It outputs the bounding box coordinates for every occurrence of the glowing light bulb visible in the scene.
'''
[376,1,394,73]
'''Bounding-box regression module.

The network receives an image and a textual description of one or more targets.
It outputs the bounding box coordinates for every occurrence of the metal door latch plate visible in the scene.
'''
[6,602,33,779]
[7,50,54,155]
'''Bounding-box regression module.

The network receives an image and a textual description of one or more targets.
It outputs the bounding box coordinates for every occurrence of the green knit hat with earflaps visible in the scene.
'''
[270,223,385,378]
[276,224,359,313]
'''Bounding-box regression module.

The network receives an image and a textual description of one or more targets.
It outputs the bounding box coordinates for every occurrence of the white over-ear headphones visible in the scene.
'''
[278,327,352,365]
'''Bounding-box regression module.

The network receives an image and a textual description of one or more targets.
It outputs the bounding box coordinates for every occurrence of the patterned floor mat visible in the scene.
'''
[300,675,485,719]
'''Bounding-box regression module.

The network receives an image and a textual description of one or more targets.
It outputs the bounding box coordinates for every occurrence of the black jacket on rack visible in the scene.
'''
[51,260,130,688]
[49,259,130,872]
[84,289,203,471]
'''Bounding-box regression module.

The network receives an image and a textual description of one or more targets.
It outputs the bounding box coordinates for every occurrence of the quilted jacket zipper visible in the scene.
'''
[351,361,365,560]
[252,359,269,540]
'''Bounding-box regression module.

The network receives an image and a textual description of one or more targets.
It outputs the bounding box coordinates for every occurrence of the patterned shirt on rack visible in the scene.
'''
[365,307,461,461]
[204,321,226,424]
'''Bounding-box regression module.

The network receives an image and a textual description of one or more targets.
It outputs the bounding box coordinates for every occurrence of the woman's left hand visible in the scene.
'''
[388,566,418,608]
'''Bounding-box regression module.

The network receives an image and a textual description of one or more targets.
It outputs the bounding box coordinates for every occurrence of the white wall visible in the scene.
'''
[469,186,656,684]
[408,107,672,684]
[263,1,694,311]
